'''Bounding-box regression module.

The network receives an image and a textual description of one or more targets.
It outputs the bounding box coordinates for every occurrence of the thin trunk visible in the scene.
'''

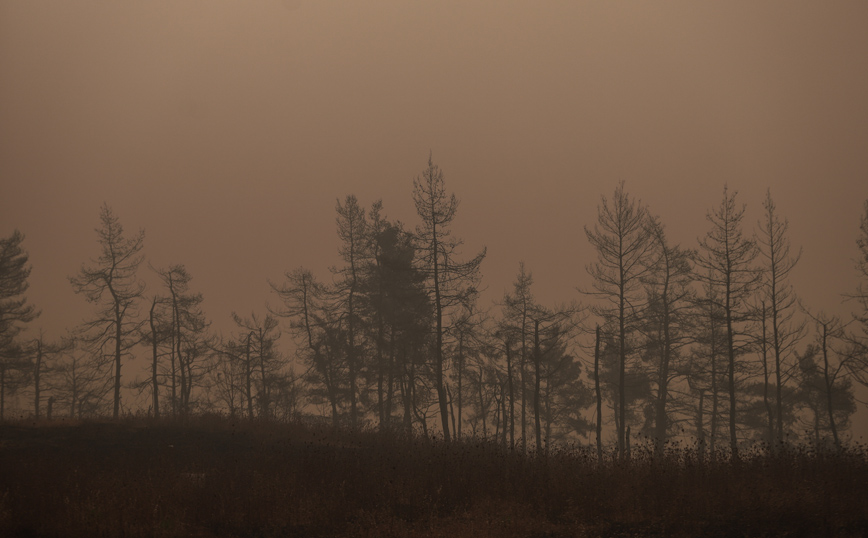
[697,390,706,462]
[761,302,773,445]
[34,339,42,419]
[710,310,719,458]
[506,340,515,449]
[594,325,602,463]
[520,306,528,451]
[655,296,671,456]
[533,319,542,450]
[725,277,739,460]
[821,324,840,451]
[431,216,450,442]
[772,301,784,445]
[0,367,5,421]
[245,332,254,420]
[258,328,269,418]
[149,298,160,419]
[478,364,487,439]
[618,261,627,459]
[113,299,122,419]
[456,334,464,440]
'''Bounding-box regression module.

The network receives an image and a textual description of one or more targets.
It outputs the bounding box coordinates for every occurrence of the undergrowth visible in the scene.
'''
[1,416,866,537]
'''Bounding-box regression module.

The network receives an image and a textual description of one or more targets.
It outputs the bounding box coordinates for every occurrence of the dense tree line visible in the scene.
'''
[1,164,867,458]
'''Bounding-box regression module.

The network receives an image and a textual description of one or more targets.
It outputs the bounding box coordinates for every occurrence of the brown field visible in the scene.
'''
[1,417,866,537]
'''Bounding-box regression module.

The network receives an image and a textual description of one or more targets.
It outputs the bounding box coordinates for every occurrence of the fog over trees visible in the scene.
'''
[1,160,868,458]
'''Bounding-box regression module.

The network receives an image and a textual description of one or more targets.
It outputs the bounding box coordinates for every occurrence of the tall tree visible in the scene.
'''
[690,273,727,457]
[641,216,694,455]
[155,265,208,417]
[332,195,369,428]
[584,181,654,457]
[528,304,581,450]
[502,262,534,449]
[694,186,759,459]
[757,190,805,445]
[593,325,603,462]
[846,200,868,386]
[69,204,145,419]
[412,155,485,441]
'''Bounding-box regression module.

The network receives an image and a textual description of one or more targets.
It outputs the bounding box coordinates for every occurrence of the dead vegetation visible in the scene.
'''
[1,416,866,537]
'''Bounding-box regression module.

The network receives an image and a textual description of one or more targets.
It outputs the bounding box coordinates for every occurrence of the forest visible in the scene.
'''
[1,157,868,463]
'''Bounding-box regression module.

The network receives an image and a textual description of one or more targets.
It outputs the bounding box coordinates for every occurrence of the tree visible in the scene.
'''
[231,312,281,419]
[502,262,534,449]
[640,216,694,455]
[30,332,72,419]
[447,299,485,440]
[154,265,209,417]
[584,181,654,457]
[757,190,805,445]
[694,186,759,459]
[527,303,581,450]
[412,155,485,441]
[846,200,868,386]
[69,204,145,419]
[332,195,369,428]
[0,230,38,356]
[272,267,347,427]
[690,272,728,457]
[797,311,856,451]
[51,340,111,418]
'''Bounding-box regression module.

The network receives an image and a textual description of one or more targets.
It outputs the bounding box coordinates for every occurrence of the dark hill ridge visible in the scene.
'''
[1,417,867,537]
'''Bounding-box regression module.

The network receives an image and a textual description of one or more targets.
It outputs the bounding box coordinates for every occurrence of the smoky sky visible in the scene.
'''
[1,0,867,397]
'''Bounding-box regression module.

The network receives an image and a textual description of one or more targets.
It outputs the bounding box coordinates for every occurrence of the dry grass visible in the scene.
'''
[1,416,866,537]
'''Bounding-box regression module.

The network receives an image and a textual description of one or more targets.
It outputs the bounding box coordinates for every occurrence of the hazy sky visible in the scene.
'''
[2,1,868,423]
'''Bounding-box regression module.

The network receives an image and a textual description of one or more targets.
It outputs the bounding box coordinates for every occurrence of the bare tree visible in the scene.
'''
[502,262,534,449]
[332,195,369,428]
[584,181,654,457]
[641,216,694,455]
[69,204,145,419]
[272,267,346,427]
[412,155,485,441]
[231,312,281,419]
[154,265,208,416]
[694,186,759,459]
[593,325,603,462]
[757,189,805,445]
[798,310,855,451]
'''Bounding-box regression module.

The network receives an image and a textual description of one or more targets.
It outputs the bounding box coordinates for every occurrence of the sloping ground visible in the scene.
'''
[1,417,867,537]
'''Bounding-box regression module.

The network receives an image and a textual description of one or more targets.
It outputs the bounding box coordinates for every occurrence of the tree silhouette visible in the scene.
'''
[694,186,759,459]
[69,204,145,419]
[584,181,654,458]
[412,155,485,441]
[757,189,805,445]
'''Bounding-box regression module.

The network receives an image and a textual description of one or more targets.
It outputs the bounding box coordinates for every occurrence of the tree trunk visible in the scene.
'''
[34,339,42,419]
[725,278,739,460]
[821,324,840,451]
[506,339,515,450]
[533,320,542,451]
[149,298,160,419]
[760,303,774,445]
[594,326,602,463]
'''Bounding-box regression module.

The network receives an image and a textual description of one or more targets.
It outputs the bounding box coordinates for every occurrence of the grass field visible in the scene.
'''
[1,416,866,537]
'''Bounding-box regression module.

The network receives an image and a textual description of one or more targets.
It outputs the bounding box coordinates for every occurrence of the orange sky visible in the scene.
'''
[1,1,867,429]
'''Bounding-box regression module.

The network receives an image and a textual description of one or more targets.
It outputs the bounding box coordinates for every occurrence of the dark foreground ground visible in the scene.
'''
[1,417,866,537]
